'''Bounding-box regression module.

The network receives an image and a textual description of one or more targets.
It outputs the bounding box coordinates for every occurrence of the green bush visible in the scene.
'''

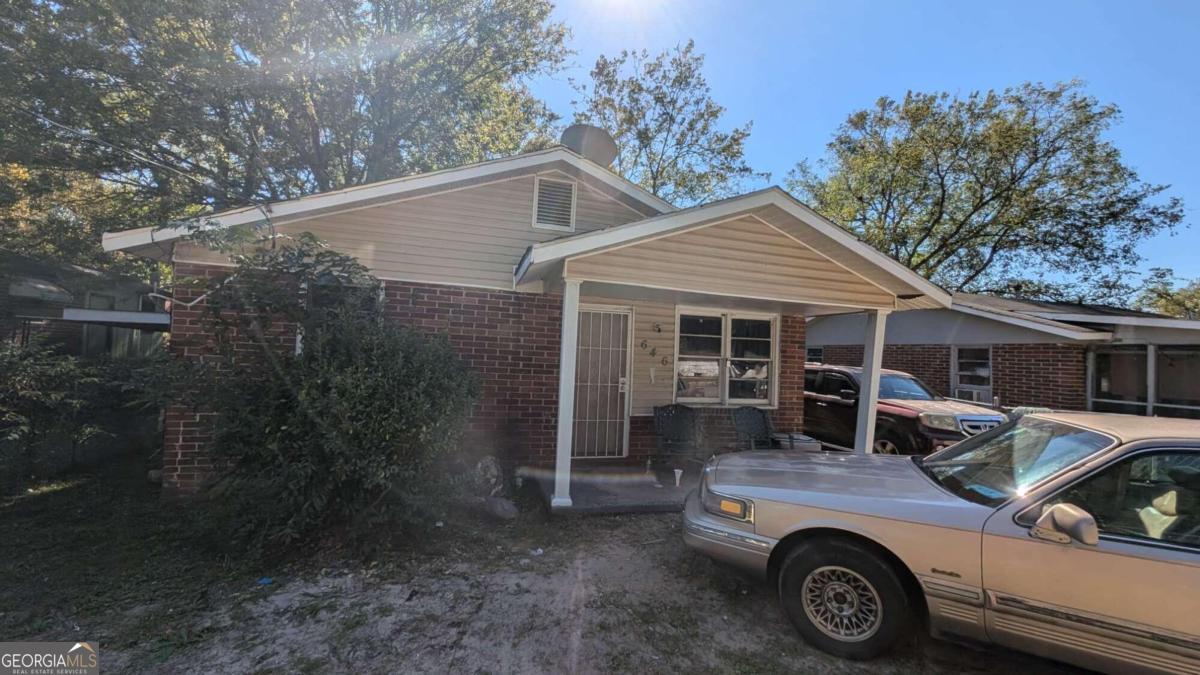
[0,340,101,480]
[194,234,480,557]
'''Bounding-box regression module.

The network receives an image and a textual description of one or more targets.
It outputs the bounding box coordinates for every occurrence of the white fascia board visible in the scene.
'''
[1024,312,1200,331]
[953,304,1112,341]
[524,187,951,309]
[61,308,171,326]
[103,148,674,253]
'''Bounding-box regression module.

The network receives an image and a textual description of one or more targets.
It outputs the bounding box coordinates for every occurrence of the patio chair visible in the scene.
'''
[731,407,798,451]
[731,406,776,451]
[651,404,709,472]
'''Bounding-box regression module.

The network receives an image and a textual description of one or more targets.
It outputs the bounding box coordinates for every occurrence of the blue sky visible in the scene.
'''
[530,0,1200,280]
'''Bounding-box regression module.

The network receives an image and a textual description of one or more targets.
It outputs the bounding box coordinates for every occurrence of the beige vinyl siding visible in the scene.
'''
[582,295,677,416]
[567,216,897,309]
[754,204,938,310]
[174,172,643,288]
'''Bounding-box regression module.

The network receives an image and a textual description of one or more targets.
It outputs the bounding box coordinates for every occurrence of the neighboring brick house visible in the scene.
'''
[808,293,1200,417]
[103,140,951,506]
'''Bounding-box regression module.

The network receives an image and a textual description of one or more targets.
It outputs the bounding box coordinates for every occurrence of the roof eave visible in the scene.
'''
[104,147,675,255]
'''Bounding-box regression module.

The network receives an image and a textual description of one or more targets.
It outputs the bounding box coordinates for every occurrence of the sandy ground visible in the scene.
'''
[100,513,1079,675]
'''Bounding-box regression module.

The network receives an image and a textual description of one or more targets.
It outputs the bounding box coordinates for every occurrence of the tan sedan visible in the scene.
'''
[683,412,1200,674]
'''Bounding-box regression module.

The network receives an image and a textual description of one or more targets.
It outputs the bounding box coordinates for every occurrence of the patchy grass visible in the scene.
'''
[0,458,249,658]
[0,463,1082,674]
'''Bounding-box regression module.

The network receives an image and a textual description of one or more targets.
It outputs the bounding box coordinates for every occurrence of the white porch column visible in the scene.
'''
[552,279,582,507]
[854,310,889,454]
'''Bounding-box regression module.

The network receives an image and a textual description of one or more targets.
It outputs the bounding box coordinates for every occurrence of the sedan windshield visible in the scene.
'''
[918,416,1114,507]
[877,374,936,401]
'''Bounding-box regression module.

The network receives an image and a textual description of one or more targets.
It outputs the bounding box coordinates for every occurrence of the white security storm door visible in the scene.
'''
[572,308,631,458]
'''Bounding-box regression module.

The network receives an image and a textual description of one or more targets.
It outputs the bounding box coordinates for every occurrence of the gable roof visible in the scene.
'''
[102,147,674,256]
[516,187,952,311]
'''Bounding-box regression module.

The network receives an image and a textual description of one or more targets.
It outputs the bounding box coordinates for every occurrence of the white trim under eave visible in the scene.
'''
[953,304,1112,341]
[61,308,171,326]
[522,187,951,309]
[103,147,674,253]
[1023,312,1200,331]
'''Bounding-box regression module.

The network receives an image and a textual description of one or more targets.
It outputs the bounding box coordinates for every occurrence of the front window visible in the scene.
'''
[919,416,1114,507]
[1092,345,1147,414]
[676,312,775,405]
[878,374,936,401]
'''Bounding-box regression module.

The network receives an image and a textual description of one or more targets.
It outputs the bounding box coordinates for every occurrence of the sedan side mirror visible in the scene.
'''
[839,388,858,401]
[1031,503,1099,546]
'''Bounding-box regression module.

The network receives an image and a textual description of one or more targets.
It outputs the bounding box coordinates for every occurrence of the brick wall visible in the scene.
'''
[163,263,813,496]
[817,344,952,395]
[776,315,807,430]
[163,262,299,498]
[818,341,1086,410]
[993,343,1087,410]
[379,281,564,467]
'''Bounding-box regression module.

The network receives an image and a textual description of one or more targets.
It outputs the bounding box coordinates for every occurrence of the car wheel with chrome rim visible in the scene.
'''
[778,537,915,659]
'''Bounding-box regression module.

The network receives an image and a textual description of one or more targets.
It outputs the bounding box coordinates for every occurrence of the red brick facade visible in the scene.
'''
[993,343,1087,411]
[817,341,1087,411]
[161,262,815,497]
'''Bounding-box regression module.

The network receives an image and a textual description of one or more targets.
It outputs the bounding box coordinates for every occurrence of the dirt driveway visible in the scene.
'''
[99,513,1078,674]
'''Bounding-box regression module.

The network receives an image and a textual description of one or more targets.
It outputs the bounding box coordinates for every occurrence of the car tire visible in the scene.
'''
[777,537,915,660]
[872,428,908,455]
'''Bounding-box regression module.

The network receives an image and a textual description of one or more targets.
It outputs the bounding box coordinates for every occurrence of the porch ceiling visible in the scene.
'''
[515,187,950,314]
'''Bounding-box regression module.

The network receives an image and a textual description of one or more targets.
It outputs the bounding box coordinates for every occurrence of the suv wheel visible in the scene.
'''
[778,537,914,660]
[872,430,906,455]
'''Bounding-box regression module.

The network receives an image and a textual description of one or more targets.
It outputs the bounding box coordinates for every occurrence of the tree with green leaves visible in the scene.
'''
[788,81,1184,301]
[1136,268,1200,319]
[0,164,160,277]
[572,40,765,206]
[1,0,567,221]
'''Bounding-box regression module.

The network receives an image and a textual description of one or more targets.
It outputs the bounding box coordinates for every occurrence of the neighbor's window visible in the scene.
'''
[1155,347,1200,419]
[1092,345,1147,414]
[676,312,776,405]
[953,346,992,403]
[806,346,824,363]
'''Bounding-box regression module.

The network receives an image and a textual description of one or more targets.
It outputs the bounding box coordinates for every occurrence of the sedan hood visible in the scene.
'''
[709,451,993,530]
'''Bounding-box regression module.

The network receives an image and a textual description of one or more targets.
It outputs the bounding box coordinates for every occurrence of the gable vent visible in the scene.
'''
[534,178,576,231]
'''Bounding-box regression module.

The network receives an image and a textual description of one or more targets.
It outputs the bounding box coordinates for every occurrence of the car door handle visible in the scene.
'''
[815,401,828,407]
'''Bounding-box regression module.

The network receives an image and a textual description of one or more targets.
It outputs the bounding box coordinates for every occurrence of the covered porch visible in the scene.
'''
[514,188,950,511]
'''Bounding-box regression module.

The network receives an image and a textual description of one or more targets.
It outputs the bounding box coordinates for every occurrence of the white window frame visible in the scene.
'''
[951,345,993,403]
[531,176,577,232]
[673,306,779,407]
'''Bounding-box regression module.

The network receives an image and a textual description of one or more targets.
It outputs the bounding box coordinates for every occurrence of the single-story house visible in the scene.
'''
[103,134,952,504]
[2,252,168,357]
[807,293,1200,419]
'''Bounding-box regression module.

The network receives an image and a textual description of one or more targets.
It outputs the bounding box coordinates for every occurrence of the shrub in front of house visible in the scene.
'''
[193,233,481,557]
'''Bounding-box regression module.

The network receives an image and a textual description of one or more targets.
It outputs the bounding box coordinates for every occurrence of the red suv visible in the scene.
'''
[803,363,1006,454]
